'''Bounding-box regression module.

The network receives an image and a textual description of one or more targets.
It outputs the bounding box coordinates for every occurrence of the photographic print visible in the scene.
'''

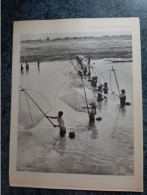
[9,18,143,191]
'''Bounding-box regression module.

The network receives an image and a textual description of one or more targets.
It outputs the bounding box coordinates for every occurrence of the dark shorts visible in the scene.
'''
[60,128,66,137]
[89,116,95,123]
[120,100,126,107]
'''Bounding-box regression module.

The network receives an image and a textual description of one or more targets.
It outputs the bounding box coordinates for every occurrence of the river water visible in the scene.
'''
[17,59,134,175]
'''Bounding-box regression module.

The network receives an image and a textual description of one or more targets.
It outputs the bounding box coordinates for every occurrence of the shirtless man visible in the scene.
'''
[47,111,66,137]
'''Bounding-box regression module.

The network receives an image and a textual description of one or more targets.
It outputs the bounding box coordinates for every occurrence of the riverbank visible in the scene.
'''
[20,36,132,63]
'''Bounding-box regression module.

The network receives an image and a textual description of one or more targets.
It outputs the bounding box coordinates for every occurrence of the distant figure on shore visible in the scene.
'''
[119,89,126,107]
[26,61,29,73]
[38,60,40,68]
[37,60,40,72]
[46,111,66,137]
[21,64,24,73]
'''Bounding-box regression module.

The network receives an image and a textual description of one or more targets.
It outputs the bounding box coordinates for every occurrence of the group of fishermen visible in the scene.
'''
[21,60,40,73]
[21,61,29,73]
[76,56,127,124]
[49,56,127,137]
[87,87,126,124]
[77,56,91,78]
[22,56,126,138]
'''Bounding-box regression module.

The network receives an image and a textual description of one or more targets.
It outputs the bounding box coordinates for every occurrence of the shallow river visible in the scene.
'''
[17,59,134,175]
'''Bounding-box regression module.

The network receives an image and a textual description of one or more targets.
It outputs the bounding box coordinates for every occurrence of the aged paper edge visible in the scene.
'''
[9,18,143,192]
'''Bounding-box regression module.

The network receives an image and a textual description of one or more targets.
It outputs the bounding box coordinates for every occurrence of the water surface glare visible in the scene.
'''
[17,59,134,175]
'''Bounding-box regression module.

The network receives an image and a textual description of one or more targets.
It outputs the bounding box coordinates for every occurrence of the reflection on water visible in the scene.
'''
[17,60,134,175]
[119,106,126,117]
[26,68,29,74]
[90,124,99,139]
[38,65,40,73]
[103,97,108,108]
[54,136,66,157]
[97,101,102,111]
[21,70,24,75]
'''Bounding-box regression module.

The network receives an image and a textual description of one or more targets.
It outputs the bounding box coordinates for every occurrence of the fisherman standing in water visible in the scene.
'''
[101,82,109,98]
[94,85,103,102]
[26,61,29,73]
[37,59,40,72]
[103,82,109,94]
[47,111,66,137]
[83,102,97,125]
[119,89,126,107]
[21,64,24,73]
[88,102,97,125]
[38,59,40,67]
[91,76,98,89]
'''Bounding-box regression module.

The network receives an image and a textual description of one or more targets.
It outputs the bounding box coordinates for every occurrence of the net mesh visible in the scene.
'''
[59,89,88,112]
[18,88,51,130]
[56,78,96,113]
[62,61,78,79]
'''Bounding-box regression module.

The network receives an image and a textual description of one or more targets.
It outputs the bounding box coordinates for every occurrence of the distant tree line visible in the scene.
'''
[21,35,131,43]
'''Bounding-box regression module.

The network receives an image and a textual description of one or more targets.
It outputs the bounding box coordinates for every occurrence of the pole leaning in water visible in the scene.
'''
[81,78,90,116]
[19,85,55,127]
[111,65,120,95]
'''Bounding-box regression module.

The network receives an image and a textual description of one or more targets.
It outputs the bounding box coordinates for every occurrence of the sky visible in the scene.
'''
[21,31,131,41]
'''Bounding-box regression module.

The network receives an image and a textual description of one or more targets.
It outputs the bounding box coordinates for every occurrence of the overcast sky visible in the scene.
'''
[21,31,131,41]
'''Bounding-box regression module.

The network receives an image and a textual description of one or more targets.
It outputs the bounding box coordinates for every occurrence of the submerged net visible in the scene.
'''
[56,77,96,113]
[59,89,88,112]
[62,61,78,79]
[18,87,52,130]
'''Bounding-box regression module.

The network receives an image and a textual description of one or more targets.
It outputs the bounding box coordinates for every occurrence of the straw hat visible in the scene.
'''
[121,89,125,93]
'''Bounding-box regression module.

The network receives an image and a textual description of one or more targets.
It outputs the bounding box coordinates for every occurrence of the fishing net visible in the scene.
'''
[59,89,88,112]
[93,67,106,85]
[56,77,96,113]
[63,59,90,81]
[68,77,92,90]
[18,87,52,130]
[62,61,78,79]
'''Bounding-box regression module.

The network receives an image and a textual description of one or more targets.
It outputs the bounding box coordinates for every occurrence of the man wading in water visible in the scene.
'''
[119,89,126,107]
[47,111,66,137]
[89,103,97,125]
[83,102,97,125]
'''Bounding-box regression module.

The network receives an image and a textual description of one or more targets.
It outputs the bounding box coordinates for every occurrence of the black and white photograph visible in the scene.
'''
[18,31,134,175]
[9,18,143,191]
